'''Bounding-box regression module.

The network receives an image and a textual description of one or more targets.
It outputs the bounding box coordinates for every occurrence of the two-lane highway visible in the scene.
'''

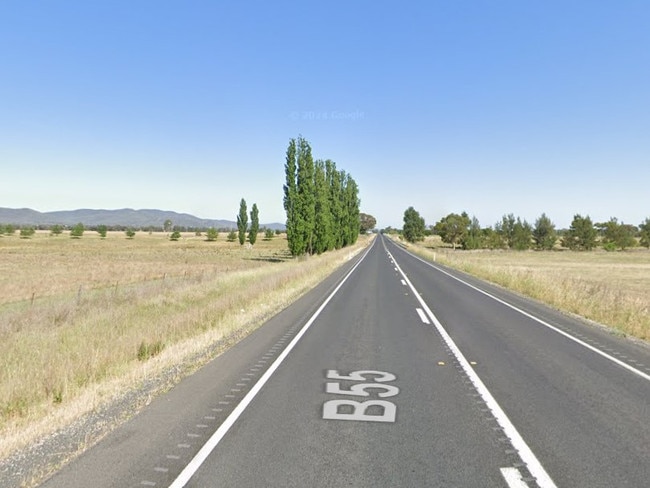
[39,234,650,487]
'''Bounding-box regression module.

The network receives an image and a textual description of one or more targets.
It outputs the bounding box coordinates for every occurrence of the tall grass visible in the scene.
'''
[401,237,650,341]
[0,231,371,458]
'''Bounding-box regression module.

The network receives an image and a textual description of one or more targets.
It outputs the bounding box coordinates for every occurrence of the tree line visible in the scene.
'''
[283,136,361,256]
[400,208,650,251]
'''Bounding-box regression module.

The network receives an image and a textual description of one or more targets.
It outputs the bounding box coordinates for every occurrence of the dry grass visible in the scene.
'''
[398,235,650,341]
[0,230,372,458]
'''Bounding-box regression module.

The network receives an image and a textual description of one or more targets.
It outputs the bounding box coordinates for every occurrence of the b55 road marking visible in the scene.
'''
[323,370,399,423]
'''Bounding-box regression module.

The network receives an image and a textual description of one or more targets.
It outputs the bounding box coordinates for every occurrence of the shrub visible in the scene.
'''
[206,228,218,241]
[137,340,164,361]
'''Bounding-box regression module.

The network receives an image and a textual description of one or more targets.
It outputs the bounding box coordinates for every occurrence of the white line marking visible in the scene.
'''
[501,467,529,488]
[155,467,169,473]
[385,244,557,488]
[167,239,376,488]
[416,308,430,324]
[397,244,650,383]
[401,279,406,286]
[166,455,180,460]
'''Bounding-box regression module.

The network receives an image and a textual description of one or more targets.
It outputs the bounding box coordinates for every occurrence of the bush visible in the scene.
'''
[227,230,237,242]
[70,223,85,238]
[20,227,36,239]
[206,228,218,241]
[170,230,181,241]
[137,340,164,361]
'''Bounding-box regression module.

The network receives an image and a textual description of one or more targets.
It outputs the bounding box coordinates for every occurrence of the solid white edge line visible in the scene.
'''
[396,242,650,383]
[501,467,529,488]
[383,240,557,488]
[167,239,376,488]
[416,308,430,324]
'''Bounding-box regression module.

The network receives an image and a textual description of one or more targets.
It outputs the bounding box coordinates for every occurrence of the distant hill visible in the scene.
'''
[0,207,286,231]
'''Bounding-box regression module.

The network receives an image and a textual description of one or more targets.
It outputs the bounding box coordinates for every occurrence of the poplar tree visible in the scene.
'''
[283,138,302,255]
[313,160,332,254]
[283,137,361,255]
[296,136,315,254]
[237,198,248,245]
[343,175,360,246]
[327,161,343,249]
[249,203,259,246]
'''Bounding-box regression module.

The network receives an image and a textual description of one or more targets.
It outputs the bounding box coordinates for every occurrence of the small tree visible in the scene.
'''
[359,213,377,233]
[163,219,173,233]
[97,225,108,238]
[51,224,63,236]
[70,223,85,238]
[639,217,650,249]
[562,214,597,250]
[170,230,181,241]
[206,228,218,241]
[227,230,237,242]
[532,213,557,250]
[20,227,36,239]
[5,224,16,235]
[402,207,425,243]
[237,198,248,245]
[597,218,637,251]
[511,218,532,250]
[264,228,274,240]
[434,212,470,249]
[462,216,483,250]
[499,214,517,249]
[125,228,136,239]
[249,203,259,246]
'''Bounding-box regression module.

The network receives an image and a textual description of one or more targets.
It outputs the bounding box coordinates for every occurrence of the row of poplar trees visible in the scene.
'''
[283,136,360,256]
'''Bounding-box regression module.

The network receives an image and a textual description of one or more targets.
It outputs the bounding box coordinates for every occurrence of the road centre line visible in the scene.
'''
[167,239,376,488]
[384,244,557,488]
[396,243,650,383]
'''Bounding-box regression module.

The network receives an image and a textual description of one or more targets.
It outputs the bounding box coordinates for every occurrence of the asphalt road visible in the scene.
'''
[39,235,650,488]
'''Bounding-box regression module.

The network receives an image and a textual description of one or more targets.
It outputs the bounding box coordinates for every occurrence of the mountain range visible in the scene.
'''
[0,207,285,231]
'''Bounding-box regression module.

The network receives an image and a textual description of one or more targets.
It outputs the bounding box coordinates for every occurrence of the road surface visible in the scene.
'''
[39,234,650,487]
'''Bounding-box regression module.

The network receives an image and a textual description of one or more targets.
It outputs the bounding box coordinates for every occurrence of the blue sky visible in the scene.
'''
[2,1,649,229]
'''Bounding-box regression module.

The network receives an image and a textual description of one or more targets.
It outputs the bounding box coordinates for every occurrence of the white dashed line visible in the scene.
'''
[501,467,529,488]
[167,240,374,488]
[416,308,430,324]
[386,244,557,488]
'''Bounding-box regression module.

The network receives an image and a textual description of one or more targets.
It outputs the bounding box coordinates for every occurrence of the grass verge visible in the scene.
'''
[0,233,372,463]
[395,236,649,342]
